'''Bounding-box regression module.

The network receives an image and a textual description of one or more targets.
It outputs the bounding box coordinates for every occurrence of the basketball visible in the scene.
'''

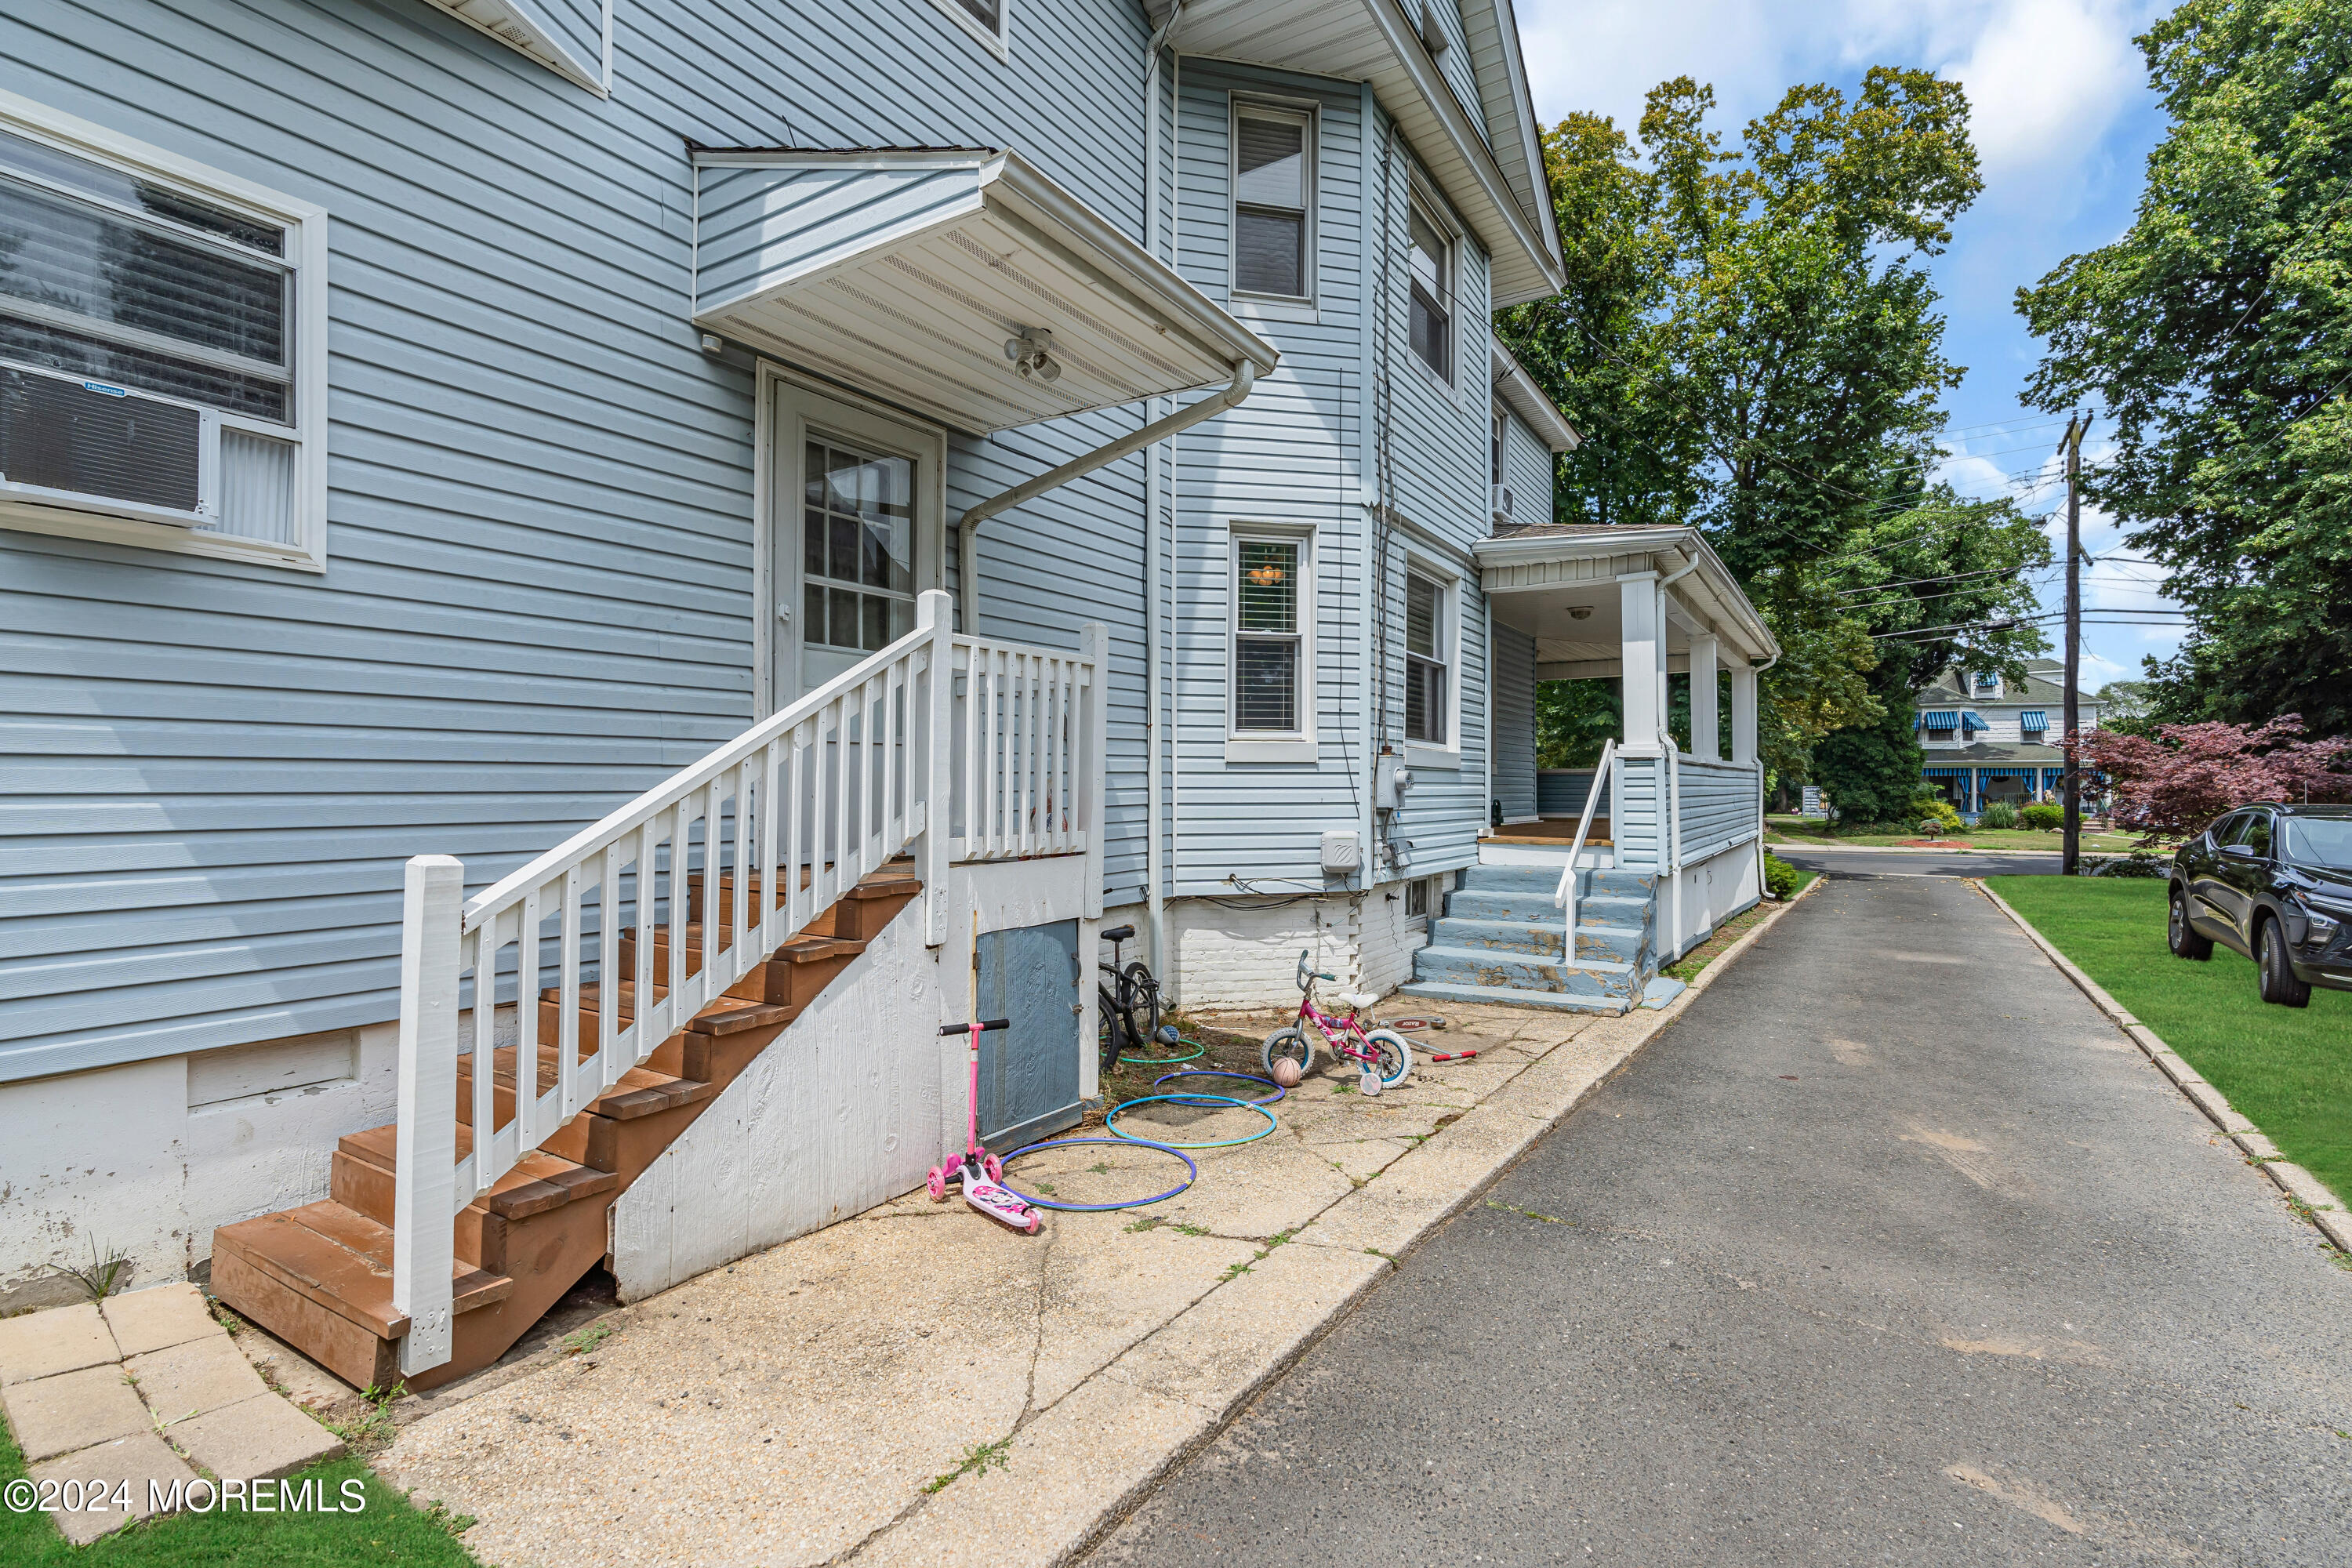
[1272,1058,1303,1088]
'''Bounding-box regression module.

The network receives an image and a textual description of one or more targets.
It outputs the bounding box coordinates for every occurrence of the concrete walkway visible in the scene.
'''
[376,910,1806,1568]
[1097,873,2352,1566]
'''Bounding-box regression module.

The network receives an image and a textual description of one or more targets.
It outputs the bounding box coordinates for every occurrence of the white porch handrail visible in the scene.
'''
[1553,738,1617,961]
[391,590,1103,1374]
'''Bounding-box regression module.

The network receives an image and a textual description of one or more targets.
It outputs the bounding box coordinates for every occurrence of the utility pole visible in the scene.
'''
[2060,413,2088,876]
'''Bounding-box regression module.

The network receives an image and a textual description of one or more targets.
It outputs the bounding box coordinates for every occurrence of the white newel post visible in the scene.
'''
[919,589,953,945]
[394,853,463,1377]
[1689,633,1719,761]
[1080,619,1108,919]
[1730,662,1758,765]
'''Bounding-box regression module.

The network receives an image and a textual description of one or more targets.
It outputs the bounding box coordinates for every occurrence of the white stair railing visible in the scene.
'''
[391,590,1103,1374]
[1553,738,1617,963]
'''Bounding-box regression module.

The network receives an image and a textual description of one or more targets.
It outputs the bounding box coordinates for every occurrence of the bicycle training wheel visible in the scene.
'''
[1261,1025,1314,1078]
[1362,1027,1412,1088]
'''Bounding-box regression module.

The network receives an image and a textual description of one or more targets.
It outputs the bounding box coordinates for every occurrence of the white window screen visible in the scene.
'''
[1234,537,1301,733]
[1405,572,1446,744]
[1235,114,1307,298]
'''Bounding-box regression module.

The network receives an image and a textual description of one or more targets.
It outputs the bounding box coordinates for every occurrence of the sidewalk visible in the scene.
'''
[380,890,1811,1566]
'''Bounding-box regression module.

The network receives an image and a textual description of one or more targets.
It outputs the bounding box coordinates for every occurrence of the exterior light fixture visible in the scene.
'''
[1567,604,1593,621]
[1004,326,1061,383]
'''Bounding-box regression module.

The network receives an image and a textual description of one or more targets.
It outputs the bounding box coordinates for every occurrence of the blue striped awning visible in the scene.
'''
[1918,710,1958,729]
[2019,710,2048,728]
[1962,710,1991,732]
[1921,767,1973,777]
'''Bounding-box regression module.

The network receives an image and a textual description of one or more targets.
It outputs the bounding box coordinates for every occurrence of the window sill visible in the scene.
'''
[1226,737,1318,764]
[0,495,324,571]
[1232,296,1318,326]
[1405,743,1460,771]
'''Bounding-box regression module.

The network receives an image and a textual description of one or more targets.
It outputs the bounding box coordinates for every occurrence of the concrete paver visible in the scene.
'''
[100,1280,220,1357]
[125,1331,272,1423]
[0,1300,118,1385]
[2,1362,150,1463]
[1100,872,2352,1567]
[169,1392,347,1481]
[24,1432,198,1545]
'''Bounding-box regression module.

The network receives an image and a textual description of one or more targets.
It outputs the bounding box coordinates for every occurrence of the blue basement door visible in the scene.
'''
[976,919,1085,1152]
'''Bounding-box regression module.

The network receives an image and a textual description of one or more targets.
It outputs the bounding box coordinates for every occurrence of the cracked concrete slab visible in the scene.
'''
[0,1300,118,1385]
[374,902,1791,1567]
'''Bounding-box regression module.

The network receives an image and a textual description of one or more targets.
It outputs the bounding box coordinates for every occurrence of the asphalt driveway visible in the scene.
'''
[1093,874,2352,1566]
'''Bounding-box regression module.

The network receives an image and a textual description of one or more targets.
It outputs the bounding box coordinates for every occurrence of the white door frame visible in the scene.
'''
[752,361,949,718]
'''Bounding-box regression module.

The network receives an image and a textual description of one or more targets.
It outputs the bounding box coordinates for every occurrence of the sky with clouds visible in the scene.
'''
[1513,0,2182,692]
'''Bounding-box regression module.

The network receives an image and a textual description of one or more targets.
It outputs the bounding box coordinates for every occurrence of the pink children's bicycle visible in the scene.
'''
[1261,950,1413,1094]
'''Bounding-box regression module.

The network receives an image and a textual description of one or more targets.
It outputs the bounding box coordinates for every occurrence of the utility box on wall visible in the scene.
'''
[975,919,1084,1151]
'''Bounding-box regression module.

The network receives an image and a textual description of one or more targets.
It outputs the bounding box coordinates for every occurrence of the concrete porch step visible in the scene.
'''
[1428,915,1646,966]
[1444,888,1653,928]
[1408,942,1634,997]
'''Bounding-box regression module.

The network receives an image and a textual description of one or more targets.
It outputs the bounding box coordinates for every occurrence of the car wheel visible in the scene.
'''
[2168,886,2212,960]
[2256,916,2311,1007]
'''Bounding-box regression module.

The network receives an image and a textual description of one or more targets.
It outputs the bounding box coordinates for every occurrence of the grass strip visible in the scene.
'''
[0,1406,477,1566]
[1987,877,2351,1204]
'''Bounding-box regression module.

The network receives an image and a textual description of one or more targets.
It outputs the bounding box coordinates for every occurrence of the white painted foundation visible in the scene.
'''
[1163,883,1438,1016]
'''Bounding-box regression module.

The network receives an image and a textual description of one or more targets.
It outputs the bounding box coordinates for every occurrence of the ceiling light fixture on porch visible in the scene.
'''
[1004,327,1062,383]
[1568,605,1592,620]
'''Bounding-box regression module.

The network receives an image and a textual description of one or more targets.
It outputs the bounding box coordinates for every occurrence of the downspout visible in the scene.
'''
[958,360,1255,638]
[1142,1,1184,986]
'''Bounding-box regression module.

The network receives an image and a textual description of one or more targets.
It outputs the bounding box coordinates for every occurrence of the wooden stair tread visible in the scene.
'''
[215,1203,510,1338]
[336,1127,618,1220]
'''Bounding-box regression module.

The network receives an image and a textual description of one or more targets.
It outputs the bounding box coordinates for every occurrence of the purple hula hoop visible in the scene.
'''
[997,1136,1198,1211]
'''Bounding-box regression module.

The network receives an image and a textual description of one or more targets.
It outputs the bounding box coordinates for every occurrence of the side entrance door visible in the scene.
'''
[764,372,946,715]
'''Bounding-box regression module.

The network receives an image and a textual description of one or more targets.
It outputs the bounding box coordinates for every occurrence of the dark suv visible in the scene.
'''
[2169,803,2352,1006]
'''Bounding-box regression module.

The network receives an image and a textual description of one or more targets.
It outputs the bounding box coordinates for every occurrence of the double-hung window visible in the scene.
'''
[1233,107,1311,301]
[1404,571,1449,745]
[1233,535,1304,734]
[1406,201,1452,379]
[0,105,325,565]
[932,0,1010,58]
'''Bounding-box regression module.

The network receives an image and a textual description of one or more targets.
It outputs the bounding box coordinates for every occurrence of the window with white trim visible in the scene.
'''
[1232,534,1305,734]
[1404,570,1449,744]
[0,103,325,565]
[1406,199,1452,379]
[929,0,1009,57]
[1232,105,1312,302]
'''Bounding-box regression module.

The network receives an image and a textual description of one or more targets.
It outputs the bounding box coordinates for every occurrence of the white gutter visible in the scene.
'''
[960,359,1258,633]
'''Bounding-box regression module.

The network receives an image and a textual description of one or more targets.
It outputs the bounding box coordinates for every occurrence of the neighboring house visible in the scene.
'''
[0,0,1775,1381]
[1915,662,2103,817]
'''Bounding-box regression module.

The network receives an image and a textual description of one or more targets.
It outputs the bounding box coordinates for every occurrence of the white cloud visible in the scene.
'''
[1936,2,2147,178]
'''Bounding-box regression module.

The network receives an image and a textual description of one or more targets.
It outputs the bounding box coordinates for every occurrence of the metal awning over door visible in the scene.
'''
[692,148,1275,434]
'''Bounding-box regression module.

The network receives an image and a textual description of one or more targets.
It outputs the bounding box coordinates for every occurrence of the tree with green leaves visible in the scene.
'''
[2017,0,2352,739]
[1502,70,2049,789]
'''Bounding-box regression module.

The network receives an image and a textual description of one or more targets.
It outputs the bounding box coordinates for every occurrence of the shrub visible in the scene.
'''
[2080,715,2352,843]
[1980,801,2017,829]
[2084,850,2168,878]
[1914,799,1963,833]
[1764,851,1800,900]
[2020,801,2063,831]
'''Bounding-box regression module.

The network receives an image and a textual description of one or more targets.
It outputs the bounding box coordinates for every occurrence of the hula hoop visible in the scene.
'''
[1116,1032,1205,1067]
[1153,1068,1286,1107]
[1106,1093,1278,1149]
[998,1136,1196,1212]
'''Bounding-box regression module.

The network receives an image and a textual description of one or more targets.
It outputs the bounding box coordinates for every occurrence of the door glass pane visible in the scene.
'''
[802,437,916,652]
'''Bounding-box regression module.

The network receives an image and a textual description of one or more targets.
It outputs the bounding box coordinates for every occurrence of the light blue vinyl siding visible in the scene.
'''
[1678,759,1757,862]
[0,0,1160,1083]
[695,162,985,309]
[1615,757,1661,869]
[1490,622,1535,820]
[1500,405,1552,528]
[1418,0,1488,144]
[532,0,605,76]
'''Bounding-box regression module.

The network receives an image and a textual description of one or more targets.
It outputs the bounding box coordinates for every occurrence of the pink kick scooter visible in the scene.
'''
[927,1015,1042,1234]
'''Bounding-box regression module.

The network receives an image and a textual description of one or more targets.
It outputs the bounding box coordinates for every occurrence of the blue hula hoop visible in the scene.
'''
[1152,1069,1286,1106]
[997,1136,1197,1211]
[1105,1093,1279,1149]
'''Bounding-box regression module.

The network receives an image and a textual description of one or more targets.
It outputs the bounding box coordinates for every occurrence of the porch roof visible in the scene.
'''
[691,148,1277,434]
[1474,524,1780,666]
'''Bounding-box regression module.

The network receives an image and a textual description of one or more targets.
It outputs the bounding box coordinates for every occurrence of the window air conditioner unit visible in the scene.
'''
[1490,483,1513,519]
[0,365,205,522]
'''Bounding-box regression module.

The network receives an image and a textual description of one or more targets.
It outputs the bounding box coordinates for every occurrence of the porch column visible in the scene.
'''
[1618,572,1662,745]
[1688,631,1719,760]
[1730,659,1758,764]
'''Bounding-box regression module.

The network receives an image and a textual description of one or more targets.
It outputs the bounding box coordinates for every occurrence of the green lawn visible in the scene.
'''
[1987,876,2352,1204]
[0,1416,476,1566]
[1767,817,2143,852]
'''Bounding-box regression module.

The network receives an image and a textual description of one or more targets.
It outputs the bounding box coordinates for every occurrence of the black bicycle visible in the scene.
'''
[1098,924,1163,1076]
